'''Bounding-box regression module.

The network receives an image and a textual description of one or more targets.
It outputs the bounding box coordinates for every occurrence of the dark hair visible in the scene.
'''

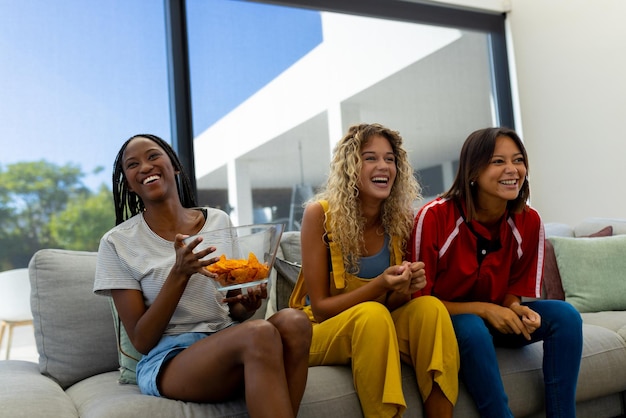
[442,127,530,221]
[112,134,197,225]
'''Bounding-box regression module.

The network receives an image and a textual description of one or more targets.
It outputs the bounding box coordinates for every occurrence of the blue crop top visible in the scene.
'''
[358,234,391,278]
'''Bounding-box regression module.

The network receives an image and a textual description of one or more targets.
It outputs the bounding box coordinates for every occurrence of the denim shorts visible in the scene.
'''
[136,332,212,397]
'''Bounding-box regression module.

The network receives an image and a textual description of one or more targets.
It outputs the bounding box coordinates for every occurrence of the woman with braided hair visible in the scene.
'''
[94,134,311,418]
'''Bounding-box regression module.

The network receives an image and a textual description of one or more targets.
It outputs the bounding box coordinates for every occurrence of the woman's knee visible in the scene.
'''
[406,295,449,320]
[225,320,284,365]
[531,300,582,336]
[530,300,581,323]
[249,319,283,345]
[557,301,582,327]
[271,307,310,328]
[346,301,396,338]
[269,308,312,346]
[354,301,393,322]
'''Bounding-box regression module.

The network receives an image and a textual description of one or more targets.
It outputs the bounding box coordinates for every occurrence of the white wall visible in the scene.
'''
[437,0,626,225]
[507,0,626,225]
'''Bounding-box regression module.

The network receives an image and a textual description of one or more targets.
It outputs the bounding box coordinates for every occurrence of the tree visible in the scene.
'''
[0,160,90,268]
[49,185,115,251]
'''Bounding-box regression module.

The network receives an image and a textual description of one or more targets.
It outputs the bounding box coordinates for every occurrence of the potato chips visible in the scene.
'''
[206,252,270,286]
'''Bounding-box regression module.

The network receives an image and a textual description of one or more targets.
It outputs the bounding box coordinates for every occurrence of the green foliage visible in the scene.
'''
[0,160,111,269]
[49,185,115,251]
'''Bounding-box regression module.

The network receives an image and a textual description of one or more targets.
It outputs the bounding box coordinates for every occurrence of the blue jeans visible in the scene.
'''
[452,300,582,418]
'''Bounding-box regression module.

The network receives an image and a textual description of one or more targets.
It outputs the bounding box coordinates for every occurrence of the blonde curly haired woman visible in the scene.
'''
[290,123,459,417]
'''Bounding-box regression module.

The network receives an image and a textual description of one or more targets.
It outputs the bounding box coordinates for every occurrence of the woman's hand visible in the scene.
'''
[223,283,267,309]
[224,283,268,321]
[382,261,426,295]
[172,233,220,280]
[483,303,540,340]
[407,261,427,293]
[510,303,542,335]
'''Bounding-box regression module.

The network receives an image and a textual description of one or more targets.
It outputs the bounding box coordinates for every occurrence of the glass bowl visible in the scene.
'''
[184,223,285,292]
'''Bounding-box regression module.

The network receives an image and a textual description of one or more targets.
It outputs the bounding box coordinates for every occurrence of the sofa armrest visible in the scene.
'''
[0,360,79,417]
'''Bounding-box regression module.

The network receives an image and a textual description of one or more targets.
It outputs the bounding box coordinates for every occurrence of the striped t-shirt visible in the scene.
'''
[93,207,237,334]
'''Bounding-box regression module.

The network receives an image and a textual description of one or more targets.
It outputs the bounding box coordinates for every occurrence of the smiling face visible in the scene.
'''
[475,135,527,208]
[357,134,397,201]
[122,136,179,204]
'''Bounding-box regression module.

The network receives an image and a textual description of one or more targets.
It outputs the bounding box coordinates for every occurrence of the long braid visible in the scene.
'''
[112,134,197,226]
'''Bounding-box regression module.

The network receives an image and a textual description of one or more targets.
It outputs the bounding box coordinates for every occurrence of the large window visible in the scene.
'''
[0,0,512,269]
[180,0,513,229]
[0,1,171,268]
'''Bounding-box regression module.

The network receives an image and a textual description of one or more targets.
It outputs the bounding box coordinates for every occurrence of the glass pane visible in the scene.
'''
[187,1,496,230]
[0,1,170,268]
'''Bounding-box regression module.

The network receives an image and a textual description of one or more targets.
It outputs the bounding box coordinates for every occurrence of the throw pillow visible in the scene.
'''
[279,231,302,264]
[549,234,626,313]
[109,299,142,384]
[28,249,118,389]
[543,226,612,300]
[273,257,301,311]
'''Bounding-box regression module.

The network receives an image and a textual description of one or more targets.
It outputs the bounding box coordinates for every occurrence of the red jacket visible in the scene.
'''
[409,197,545,305]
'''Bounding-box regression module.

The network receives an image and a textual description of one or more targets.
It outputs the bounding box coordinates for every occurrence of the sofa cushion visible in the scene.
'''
[574,217,626,237]
[279,231,302,264]
[110,299,142,385]
[266,231,302,317]
[549,234,626,313]
[543,226,612,300]
[575,322,626,401]
[273,257,301,311]
[543,240,565,300]
[66,366,364,418]
[29,249,119,389]
[544,222,574,238]
[582,311,626,341]
[0,360,79,418]
[66,371,249,418]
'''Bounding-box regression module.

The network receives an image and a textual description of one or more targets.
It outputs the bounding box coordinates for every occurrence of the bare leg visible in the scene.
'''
[158,320,296,418]
[267,308,312,415]
[424,382,453,418]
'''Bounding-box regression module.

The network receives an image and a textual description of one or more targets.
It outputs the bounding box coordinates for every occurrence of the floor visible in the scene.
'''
[0,323,38,363]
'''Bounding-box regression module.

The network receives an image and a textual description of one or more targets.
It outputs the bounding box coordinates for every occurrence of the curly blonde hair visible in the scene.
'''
[312,123,422,272]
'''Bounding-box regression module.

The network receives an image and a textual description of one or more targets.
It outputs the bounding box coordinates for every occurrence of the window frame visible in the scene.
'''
[163,0,514,199]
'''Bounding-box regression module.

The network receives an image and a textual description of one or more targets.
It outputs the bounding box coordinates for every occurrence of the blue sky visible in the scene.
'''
[187,0,322,135]
[0,0,321,190]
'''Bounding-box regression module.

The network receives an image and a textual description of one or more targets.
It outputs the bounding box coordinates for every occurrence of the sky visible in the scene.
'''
[0,0,321,191]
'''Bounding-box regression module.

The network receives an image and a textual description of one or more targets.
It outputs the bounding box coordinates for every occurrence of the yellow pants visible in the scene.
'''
[309,296,459,418]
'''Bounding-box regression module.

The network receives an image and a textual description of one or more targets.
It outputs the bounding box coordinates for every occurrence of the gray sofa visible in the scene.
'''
[1,218,626,418]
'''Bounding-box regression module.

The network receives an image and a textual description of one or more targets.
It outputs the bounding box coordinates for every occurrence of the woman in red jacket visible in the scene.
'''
[410,127,582,418]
